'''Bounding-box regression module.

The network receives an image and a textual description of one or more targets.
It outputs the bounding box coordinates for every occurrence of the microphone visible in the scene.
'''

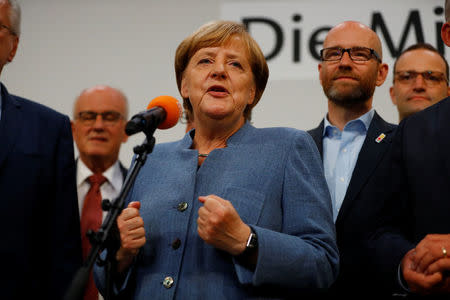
[125,95,181,136]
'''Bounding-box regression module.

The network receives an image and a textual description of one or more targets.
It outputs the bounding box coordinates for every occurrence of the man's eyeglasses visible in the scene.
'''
[320,47,381,63]
[394,71,448,86]
[0,24,16,36]
[76,111,124,126]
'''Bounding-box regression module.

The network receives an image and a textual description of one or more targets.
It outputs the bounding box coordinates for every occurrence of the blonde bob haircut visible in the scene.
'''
[175,20,269,121]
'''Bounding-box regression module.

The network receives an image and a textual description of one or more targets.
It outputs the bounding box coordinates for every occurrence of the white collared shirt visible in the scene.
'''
[76,159,124,221]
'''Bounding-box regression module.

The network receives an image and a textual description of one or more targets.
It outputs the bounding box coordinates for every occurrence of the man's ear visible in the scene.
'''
[376,63,389,87]
[389,86,397,105]
[7,35,18,63]
[318,63,323,86]
[442,22,450,47]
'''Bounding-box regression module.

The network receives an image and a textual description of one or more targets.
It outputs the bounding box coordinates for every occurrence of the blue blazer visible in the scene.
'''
[95,122,339,299]
[0,84,82,299]
[368,97,450,293]
[308,111,397,295]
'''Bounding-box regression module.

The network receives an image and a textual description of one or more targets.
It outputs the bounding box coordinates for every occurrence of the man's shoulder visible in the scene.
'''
[5,93,72,142]
[306,121,325,150]
[401,96,450,130]
[307,121,324,136]
[10,94,67,121]
[416,96,450,119]
[370,111,397,132]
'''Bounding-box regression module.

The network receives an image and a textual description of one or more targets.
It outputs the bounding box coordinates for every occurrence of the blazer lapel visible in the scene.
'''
[0,87,22,169]
[119,161,128,181]
[336,112,396,223]
[307,120,324,158]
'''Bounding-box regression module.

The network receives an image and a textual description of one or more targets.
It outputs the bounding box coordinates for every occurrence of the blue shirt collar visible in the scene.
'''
[322,108,374,137]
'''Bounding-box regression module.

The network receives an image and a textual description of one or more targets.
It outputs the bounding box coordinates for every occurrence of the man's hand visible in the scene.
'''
[402,234,450,295]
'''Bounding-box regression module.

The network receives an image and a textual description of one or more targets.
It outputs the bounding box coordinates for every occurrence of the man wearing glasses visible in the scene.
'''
[308,21,396,296]
[71,85,129,300]
[0,0,82,298]
[390,43,450,122]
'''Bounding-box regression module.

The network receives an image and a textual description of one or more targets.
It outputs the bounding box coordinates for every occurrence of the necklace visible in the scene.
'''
[198,153,209,158]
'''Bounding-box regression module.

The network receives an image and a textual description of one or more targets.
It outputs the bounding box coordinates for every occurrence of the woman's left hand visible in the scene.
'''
[197,194,250,255]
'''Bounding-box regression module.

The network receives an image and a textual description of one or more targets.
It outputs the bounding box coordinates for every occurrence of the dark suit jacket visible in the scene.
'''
[0,84,82,299]
[368,97,450,296]
[308,111,397,296]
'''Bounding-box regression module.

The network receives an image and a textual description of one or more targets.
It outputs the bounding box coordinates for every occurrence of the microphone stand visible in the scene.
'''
[64,127,157,300]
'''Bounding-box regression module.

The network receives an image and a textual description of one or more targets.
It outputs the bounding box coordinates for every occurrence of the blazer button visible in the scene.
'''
[171,238,181,250]
[177,202,188,212]
[163,276,174,288]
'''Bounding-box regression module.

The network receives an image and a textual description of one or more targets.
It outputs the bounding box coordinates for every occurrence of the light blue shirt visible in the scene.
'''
[323,109,374,221]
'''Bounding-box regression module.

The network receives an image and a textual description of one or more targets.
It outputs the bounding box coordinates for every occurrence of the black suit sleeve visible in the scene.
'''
[367,120,414,291]
[49,114,82,297]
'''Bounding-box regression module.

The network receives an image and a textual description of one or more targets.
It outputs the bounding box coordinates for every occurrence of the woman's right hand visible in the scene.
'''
[115,201,146,273]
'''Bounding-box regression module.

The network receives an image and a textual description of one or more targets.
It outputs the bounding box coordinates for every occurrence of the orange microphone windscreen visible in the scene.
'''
[147,95,182,129]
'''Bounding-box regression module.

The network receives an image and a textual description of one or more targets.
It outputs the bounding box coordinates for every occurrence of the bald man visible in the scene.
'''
[71,85,129,300]
[307,21,396,296]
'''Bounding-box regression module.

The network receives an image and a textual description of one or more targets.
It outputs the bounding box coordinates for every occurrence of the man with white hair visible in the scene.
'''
[0,1,82,298]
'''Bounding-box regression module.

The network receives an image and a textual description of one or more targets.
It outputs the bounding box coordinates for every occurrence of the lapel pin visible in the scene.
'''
[375,133,386,143]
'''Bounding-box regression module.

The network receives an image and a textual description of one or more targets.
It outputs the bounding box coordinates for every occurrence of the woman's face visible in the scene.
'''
[181,36,256,125]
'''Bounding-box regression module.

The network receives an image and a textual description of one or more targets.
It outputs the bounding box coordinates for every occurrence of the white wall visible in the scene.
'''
[3,0,447,168]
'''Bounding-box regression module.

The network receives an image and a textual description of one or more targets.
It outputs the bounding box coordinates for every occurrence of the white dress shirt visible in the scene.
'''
[76,159,125,300]
[76,159,125,221]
